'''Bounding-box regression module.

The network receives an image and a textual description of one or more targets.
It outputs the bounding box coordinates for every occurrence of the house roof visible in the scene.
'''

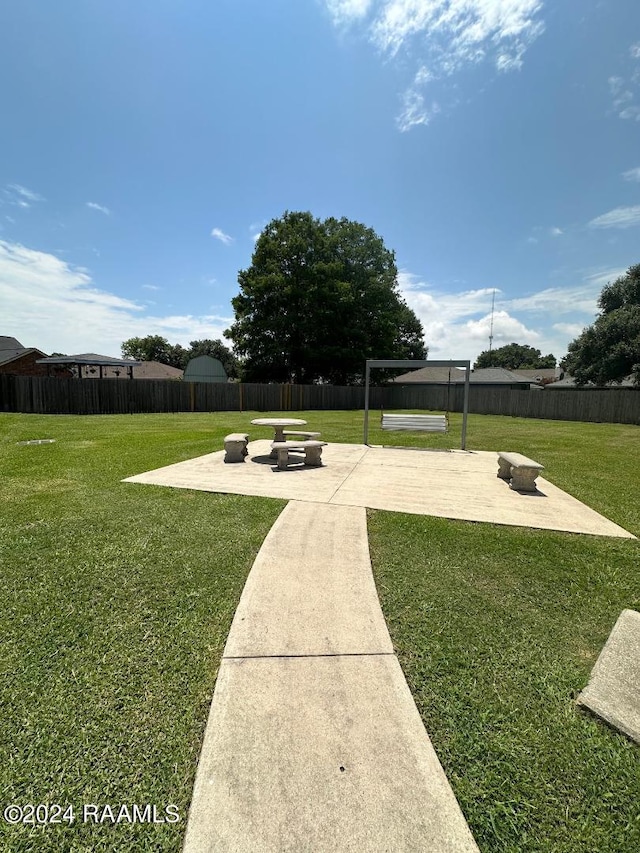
[37,353,141,367]
[392,366,534,385]
[546,374,636,388]
[511,368,559,381]
[0,336,47,366]
[133,361,183,379]
[0,336,24,351]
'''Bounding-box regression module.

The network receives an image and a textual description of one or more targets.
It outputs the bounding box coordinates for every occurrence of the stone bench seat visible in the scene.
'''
[271,440,327,470]
[224,433,249,463]
[282,430,322,442]
[497,451,544,492]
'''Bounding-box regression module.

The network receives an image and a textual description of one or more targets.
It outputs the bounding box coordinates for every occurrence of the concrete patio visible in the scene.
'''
[123,439,634,538]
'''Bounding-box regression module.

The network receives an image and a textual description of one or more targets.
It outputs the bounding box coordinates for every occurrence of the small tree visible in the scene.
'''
[474,343,556,370]
[225,211,426,384]
[563,264,640,385]
[122,335,175,365]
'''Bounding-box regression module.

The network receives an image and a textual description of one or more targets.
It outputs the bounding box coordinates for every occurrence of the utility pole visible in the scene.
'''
[488,288,496,365]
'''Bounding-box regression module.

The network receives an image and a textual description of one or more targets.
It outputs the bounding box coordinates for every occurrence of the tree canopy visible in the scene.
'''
[121,336,238,376]
[224,211,426,384]
[563,263,640,386]
[474,343,556,370]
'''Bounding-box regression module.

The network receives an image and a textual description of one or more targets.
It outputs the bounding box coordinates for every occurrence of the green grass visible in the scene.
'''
[0,413,285,851]
[1,410,638,851]
[366,411,640,852]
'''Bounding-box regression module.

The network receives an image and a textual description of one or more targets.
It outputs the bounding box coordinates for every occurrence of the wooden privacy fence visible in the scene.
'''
[1,375,639,425]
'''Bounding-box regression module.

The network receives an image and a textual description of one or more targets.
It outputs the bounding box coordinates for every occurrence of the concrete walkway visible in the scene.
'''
[183,501,479,852]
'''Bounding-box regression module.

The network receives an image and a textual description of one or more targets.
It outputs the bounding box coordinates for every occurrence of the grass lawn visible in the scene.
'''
[1,409,638,851]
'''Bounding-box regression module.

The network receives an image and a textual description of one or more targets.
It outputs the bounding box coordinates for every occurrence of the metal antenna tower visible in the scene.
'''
[488,288,496,363]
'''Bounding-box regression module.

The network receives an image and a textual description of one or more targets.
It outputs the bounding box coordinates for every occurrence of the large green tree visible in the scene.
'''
[224,211,426,384]
[474,342,556,370]
[563,263,640,385]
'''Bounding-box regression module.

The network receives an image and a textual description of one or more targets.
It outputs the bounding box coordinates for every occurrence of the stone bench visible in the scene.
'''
[282,430,322,441]
[381,413,448,433]
[497,451,544,492]
[271,440,327,470]
[224,433,249,463]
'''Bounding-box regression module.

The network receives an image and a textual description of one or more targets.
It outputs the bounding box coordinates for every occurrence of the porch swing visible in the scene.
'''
[380,365,452,434]
[363,359,471,450]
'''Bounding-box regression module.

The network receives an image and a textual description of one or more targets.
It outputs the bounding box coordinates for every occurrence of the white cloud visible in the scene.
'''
[619,105,640,120]
[0,240,232,356]
[142,284,160,291]
[211,227,234,245]
[550,226,563,236]
[396,264,618,362]
[588,205,640,229]
[608,44,640,121]
[465,309,540,344]
[3,184,45,208]
[396,87,440,132]
[581,266,628,289]
[622,166,640,181]
[552,321,586,338]
[325,0,373,26]
[249,219,269,242]
[507,284,599,316]
[323,0,544,129]
[369,0,544,68]
[86,201,111,215]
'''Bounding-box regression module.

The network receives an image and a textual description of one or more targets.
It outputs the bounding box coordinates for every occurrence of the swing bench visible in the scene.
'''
[380,364,452,434]
[380,412,448,433]
[364,359,471,450]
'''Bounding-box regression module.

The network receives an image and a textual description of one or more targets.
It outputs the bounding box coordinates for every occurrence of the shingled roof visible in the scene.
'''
[392,366,535,385]
[0,336,47,366]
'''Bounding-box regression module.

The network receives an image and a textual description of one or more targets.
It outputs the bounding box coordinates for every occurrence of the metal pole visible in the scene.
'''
[363,361,371,445]
[461,364,470,450]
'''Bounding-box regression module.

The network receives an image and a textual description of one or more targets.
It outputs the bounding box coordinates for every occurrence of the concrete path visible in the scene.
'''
[577,609,640,743]
[183,502,479,852]
[124,441,635,538]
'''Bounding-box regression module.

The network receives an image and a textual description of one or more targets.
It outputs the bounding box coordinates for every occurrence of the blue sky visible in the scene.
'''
[1,0,639,365]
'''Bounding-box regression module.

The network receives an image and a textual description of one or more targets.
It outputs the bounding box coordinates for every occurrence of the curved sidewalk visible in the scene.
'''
[183,501,479,852]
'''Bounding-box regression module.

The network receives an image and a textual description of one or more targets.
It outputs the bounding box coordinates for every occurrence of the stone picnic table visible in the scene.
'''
[250,418,308,458]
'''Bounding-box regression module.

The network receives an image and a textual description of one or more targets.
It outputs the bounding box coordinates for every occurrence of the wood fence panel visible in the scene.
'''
[1,376,638,424]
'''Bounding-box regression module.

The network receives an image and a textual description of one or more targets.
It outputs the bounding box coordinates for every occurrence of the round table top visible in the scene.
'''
[250,418,307,427]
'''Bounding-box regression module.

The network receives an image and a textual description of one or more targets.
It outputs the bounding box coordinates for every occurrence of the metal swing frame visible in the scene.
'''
[363,359,471,450]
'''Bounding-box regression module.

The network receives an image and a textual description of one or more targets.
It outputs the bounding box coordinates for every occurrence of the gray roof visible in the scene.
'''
[0,336,24,351]
[37,353,141,366]
[513,368,559,381]
[546,374,636,388]
[0,335,47,366]
[393,366,534,385]
[133,361,183,379]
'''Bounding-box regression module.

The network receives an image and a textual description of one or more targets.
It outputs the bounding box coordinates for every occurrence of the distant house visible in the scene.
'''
[0,336,55,377]
[132,361,183,380]
[37,353,141,378]
[545,374,636,388]
[392,366,536,389]
[510,368,561,386]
